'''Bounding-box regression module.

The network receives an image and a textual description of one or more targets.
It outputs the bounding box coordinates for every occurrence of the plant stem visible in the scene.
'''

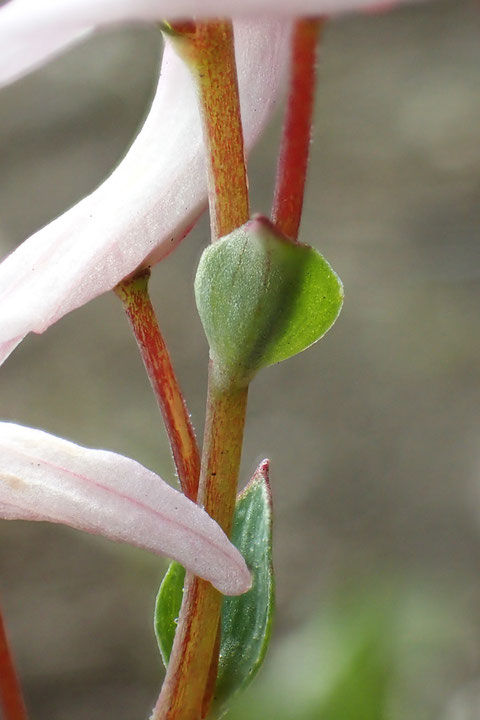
[0,602,28,720]
[197,379,249,535]
[153,382,248,720]
[115,270,200,501]
[272,18,324,241]
[172,21,249,243]
[153,21,249,720]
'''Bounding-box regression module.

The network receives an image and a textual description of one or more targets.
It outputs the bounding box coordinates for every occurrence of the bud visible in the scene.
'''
[195,215,343,388]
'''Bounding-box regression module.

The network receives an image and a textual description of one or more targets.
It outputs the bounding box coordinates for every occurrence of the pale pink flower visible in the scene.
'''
[0,0,428,579]
[0,0,427,89]
[0,0,427,85]
[0,422,251,596]
[0,0,427,365]
[0,18,291,364]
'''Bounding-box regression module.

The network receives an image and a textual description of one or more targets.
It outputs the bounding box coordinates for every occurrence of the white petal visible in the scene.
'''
[0,422,250,596]
[0,0,428,87]
[0,20,291,365]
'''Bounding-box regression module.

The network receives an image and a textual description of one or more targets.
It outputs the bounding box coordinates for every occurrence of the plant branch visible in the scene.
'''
[0,601,28,720]
[115,270,200,501]
[272,18,324,241]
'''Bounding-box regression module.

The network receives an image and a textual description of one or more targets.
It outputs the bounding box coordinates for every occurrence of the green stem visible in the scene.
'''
[153,21,250,720]
[115,270,200,501]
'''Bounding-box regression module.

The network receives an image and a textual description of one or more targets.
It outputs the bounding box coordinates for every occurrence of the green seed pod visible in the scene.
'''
[195,216,343,388]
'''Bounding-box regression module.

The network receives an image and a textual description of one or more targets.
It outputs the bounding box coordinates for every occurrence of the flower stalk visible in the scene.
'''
[115,271,200,501]
[0,602,28,720]
[272,17,324,241]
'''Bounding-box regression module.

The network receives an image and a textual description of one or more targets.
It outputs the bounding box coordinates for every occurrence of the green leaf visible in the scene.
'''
[154,560,185,668]
[195,216,343,387]
[153,460,275,711]
[215,459,274,710]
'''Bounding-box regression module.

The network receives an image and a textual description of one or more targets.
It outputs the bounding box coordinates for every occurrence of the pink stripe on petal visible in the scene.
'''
[0,422,251,596]
[0,20,291,365]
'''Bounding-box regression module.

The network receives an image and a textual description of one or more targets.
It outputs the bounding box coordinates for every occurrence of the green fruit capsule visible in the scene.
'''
[195,215,344,388]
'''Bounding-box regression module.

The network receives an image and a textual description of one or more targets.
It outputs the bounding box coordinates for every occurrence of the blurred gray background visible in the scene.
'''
[0,1,479,718]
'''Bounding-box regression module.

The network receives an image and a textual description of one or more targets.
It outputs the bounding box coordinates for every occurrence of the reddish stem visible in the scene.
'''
[171,21,249,242]
[153,23,249,719]
[152,382,248,720]
[271,18,324,241]
[115,271,200,501]
[0,603,28,720]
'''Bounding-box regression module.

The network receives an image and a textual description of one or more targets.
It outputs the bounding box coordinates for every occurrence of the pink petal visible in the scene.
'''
[0,422,251,596]
[0,0,428,87]
[0,20,291,365]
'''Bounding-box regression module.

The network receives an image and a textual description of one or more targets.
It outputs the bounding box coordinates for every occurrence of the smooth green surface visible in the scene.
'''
[154,559,185,667]
[195,217,343,387]
[215,462,274,710]
[154,463,274,711]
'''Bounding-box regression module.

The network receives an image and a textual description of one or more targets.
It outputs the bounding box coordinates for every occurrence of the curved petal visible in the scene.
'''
[0,422,251,596]
[0,0,427,88]
[0,20,291,365]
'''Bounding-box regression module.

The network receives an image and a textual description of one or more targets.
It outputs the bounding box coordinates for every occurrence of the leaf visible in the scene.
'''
[214,458,274,710]
[154,560,185,668]
[154,460,275,711]
[195,215,343,387]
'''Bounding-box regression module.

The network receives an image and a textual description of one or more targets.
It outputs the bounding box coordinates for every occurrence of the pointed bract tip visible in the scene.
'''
[255,458,270,480]
[240,458,272,502]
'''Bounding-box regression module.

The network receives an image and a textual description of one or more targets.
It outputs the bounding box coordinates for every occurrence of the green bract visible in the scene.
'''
[195,216,343,388]
[154,560,185,667]
[154,461,274,712]
[214,460,274,712]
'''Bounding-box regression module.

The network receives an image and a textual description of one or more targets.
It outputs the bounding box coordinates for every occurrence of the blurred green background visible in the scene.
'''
[1,1,479,718]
